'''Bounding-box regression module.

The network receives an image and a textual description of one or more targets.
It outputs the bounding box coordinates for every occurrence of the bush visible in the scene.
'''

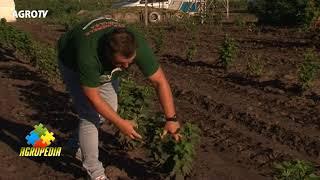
[249,0,320,26]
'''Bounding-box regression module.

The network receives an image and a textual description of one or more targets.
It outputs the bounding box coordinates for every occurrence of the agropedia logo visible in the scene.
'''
[19,123,61,157]
[13,10,48,19]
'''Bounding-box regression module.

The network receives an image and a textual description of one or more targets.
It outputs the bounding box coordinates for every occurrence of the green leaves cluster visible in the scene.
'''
[150,122,201,178]
[219,34,237,69]
[274,160,320,180]
[298,48,320,90]
[116,77,155,149]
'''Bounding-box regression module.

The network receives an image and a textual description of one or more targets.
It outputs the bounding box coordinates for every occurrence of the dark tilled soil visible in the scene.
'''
[0,21,319,180]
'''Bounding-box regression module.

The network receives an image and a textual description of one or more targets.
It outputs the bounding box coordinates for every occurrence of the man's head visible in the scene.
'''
[104,27,137,68]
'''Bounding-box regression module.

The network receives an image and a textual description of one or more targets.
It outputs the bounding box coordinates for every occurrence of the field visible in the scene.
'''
[0,1,320,179]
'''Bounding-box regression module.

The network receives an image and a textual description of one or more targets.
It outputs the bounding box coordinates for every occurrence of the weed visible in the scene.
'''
[274,160,320,180]
[246,54,264,77]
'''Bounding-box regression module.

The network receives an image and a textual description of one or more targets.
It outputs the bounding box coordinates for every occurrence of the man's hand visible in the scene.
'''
[116,119,142,140]
[161,121,182,142]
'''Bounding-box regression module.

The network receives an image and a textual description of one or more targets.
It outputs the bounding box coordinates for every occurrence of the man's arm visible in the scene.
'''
[148,67,176,118]
[148,67,182,141]
[82,86,142,139]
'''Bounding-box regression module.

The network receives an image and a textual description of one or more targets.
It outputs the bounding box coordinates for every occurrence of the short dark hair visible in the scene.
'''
[104,27,137,60]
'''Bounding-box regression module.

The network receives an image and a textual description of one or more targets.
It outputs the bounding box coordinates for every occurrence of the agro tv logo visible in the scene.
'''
[13,10,48,19]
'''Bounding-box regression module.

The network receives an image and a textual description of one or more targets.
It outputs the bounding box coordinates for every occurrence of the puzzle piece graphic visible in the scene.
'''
[40,131,55,146]
[34,139,47,148]
[34,123,48,137]
[25,130,40,146]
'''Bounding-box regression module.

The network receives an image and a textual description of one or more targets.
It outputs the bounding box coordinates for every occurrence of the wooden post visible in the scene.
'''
[223,0,229,19]
[226,0,229,19]
[145,0,148,26]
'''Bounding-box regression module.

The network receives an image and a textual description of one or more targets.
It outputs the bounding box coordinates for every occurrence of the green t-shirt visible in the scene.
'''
[57,17,159,87]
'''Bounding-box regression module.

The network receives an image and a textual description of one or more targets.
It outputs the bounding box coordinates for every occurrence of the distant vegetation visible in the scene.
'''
[249,0,320,27]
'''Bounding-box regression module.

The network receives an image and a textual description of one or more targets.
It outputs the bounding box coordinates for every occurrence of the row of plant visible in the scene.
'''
[218,34,320,91]
[0,19,58,79]
[144,20,320,91]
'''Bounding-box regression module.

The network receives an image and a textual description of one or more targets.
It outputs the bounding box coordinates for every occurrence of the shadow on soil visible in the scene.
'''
[161,54,221,69]
[0,48,161,179]
[225,72,302,95]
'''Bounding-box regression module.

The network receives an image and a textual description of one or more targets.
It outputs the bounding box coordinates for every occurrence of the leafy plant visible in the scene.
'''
[116,77,155,149]
[150,122,201,178]
[298,48,320,90]
[218,34,237,69]
[246,54,264,77]
[274,160,320,180]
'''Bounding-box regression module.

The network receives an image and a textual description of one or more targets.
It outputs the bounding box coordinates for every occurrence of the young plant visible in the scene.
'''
[150,121,201,179]
[274,160,320,180]
[218,34,237,69]
[298,48,320,90]
[186,41,197,62]
[116,77,155,149]
[246,54,264,77]
[185,20,198,61]
[152,28,164,54]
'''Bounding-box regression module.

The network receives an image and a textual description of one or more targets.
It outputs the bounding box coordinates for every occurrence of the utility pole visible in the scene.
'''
[145,0,148,26]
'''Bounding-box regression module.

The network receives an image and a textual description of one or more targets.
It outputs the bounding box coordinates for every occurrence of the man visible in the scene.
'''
[57,16,181,180]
